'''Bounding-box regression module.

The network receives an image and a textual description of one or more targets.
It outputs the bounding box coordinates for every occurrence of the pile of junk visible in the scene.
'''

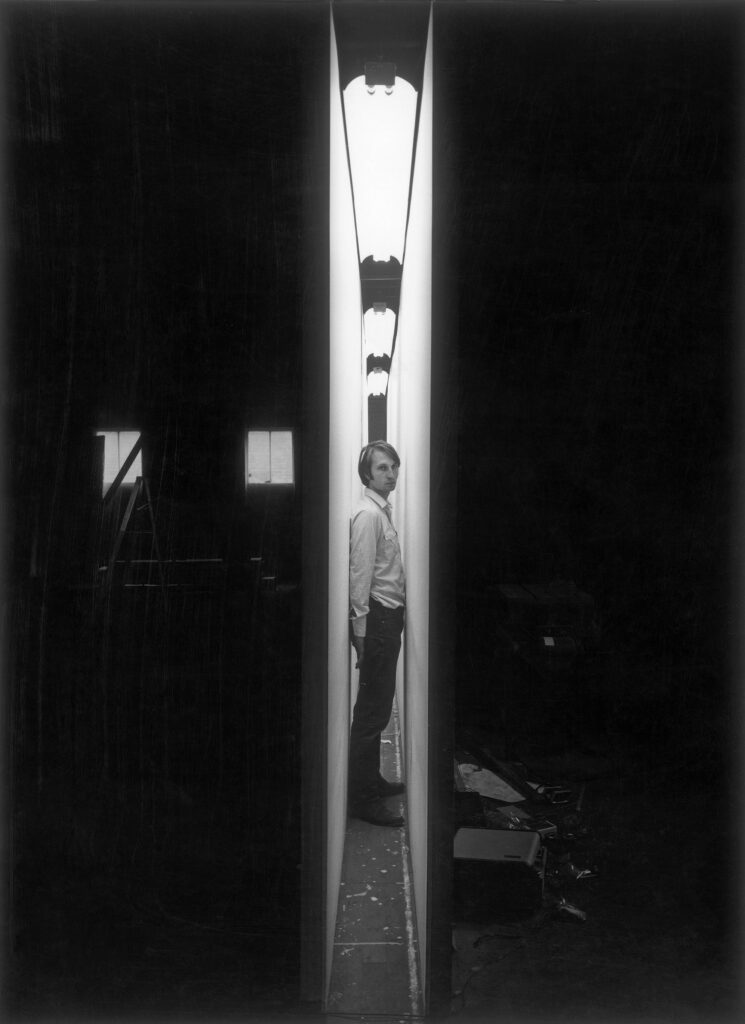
[453,732,598,927]
[452,581,604,928]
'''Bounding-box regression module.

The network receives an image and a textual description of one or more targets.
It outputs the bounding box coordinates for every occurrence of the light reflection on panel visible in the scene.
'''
[363,306,396,359]
[366,367,389,397]
[342,76,418,264]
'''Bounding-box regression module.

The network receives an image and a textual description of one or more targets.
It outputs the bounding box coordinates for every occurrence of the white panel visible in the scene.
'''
[246,430,271,484]
[327,12,364,1005]
[388,10,433,995]
[270,431,294,484]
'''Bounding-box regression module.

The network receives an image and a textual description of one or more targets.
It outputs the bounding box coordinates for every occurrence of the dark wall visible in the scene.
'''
[440,1,739,759]
[5,3,327,1015]
[8,0,318,570]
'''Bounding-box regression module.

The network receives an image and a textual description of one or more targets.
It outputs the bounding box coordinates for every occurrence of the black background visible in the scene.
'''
[445,1,738,764]
[3,0,741,1019]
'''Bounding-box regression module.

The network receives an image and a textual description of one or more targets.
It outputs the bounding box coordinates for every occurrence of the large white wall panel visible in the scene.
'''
[388,9,433,992]
[327,13,364,1003]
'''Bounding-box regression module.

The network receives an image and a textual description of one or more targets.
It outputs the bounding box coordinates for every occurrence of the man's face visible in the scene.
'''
[368,449,399,498]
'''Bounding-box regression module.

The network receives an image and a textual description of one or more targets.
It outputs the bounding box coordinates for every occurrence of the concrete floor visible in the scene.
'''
[327,702,420,1017]
[449,741,740,1024]
[7,730,740,1023]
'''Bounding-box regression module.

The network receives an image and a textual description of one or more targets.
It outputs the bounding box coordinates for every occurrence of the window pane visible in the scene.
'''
[96,430,142,493]
[247,431,271,485]
[270,431,294,484]
[246,430,294,485]
[118,431,142,484]
[97,431,120,488]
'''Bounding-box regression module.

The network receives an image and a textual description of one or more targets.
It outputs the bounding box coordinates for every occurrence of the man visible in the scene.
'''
[348,441,407,827]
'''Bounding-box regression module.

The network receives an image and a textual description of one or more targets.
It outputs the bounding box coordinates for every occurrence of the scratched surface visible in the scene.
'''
[327,702,420,1015]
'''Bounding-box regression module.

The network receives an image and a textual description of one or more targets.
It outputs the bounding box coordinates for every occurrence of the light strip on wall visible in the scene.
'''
[342,75,418,265]
[363,305,396,359]
[366,367,389,397]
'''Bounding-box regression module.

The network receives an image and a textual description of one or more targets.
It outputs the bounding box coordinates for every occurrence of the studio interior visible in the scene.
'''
[4,1,741,1022]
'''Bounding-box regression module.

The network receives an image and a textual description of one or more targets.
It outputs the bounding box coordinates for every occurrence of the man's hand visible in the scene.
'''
[351,636,365,669]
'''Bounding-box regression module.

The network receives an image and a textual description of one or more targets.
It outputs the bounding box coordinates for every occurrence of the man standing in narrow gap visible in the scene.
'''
[348,441,407,827]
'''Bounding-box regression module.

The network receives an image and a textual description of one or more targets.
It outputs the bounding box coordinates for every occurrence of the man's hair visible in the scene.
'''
[358,440,401,486]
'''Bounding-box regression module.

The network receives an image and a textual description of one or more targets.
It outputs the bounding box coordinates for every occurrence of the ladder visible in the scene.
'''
[100,475,168,609]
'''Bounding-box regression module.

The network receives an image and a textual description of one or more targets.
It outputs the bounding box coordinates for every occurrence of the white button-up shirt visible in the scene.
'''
[349,487,406,638]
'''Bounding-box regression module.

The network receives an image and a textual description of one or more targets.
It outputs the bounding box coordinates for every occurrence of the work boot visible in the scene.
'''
[377,776,405,798]
[349,798,404,827]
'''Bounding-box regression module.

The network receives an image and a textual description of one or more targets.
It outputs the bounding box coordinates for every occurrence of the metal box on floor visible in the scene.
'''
[453,828,544,922]
[453,827,540,865]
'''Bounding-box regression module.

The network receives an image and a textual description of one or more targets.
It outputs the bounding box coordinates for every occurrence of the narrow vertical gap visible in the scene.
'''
[326,2,433,1012]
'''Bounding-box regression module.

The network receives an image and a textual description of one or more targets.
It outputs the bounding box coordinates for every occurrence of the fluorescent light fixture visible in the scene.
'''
[96,430,142,493]
[363,305,396,359]
[342,75,418,265]
[366,368,389,397]
[246,430,294,485]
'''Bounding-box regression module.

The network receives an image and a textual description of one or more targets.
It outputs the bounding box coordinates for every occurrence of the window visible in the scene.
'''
[96,430,142,494]
[245,430,294,486]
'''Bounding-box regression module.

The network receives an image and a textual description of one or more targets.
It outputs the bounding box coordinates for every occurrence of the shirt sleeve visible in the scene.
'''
[349,508,379,638]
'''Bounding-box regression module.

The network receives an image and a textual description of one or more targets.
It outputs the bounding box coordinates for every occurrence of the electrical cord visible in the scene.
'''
[450,936,526,1015]
[450,921,530,1015]
[324,1014,428,1023]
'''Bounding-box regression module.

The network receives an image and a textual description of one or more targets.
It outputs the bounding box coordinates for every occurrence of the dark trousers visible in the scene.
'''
[348,598,405,806]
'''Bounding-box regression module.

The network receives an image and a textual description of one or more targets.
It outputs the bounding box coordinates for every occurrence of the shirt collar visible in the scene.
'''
[364,487,392,512]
